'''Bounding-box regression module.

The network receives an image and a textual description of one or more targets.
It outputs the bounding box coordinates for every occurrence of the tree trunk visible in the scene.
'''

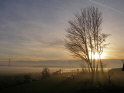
[122,62,124,71]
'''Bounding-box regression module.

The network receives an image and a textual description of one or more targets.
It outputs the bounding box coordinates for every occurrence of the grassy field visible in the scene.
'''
[0,68,124,93]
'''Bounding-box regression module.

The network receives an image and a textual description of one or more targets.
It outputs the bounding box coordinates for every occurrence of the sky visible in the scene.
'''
[0,0,124,61]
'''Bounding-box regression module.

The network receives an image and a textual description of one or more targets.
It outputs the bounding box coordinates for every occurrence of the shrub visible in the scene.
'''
[41,67,50,79]
[52,69,62,75]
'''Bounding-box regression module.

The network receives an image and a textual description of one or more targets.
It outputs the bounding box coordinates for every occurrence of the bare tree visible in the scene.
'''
[65,6,109,81]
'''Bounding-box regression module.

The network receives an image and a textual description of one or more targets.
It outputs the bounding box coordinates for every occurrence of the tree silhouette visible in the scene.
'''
[121,59,124,71]
[65,6,110,81]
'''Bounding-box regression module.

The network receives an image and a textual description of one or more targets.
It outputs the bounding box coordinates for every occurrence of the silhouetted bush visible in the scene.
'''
[52,69,62,75]
[41,67,50,79]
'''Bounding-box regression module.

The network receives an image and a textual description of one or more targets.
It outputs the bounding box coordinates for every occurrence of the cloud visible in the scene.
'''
[89,0,124,15]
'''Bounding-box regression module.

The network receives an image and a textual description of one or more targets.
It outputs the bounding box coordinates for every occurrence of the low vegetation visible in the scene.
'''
[0,68,124,93]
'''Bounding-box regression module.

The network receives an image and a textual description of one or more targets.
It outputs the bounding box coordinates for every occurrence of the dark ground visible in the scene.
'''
[0,69,124,93]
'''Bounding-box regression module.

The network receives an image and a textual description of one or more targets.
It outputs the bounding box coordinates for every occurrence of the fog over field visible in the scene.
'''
[0,59,122,68]
[0,59,122,75]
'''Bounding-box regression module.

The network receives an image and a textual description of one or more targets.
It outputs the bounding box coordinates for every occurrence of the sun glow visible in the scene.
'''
[90,52,106,59]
